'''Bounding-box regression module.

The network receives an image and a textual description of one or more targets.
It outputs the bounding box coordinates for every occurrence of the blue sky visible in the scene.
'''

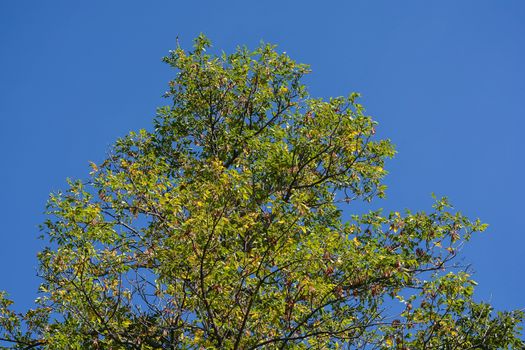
[1,1,524,315]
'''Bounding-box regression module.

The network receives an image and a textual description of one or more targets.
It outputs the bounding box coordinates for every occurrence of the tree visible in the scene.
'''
[1,35,523,349]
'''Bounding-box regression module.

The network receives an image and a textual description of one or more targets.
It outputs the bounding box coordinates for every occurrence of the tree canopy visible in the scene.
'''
[1,35,523,349]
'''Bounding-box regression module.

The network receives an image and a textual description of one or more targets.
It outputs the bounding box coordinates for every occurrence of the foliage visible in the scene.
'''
[1,35,523,349]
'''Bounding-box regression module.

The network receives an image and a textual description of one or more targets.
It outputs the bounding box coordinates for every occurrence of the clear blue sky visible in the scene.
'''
[1,1,524,315]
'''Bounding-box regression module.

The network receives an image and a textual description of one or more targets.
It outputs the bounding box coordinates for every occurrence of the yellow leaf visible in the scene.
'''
[89,161,98,172]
